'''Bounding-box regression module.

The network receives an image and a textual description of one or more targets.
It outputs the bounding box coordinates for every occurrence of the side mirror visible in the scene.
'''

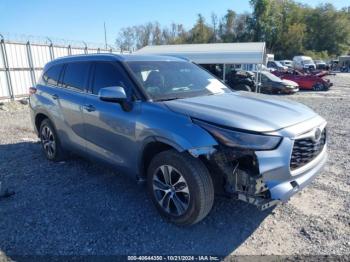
[98,86,133,112]
[98,86,127,103]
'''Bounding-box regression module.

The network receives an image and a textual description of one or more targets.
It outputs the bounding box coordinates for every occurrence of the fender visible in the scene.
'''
[136,102,218,151]
[135,102,219,177]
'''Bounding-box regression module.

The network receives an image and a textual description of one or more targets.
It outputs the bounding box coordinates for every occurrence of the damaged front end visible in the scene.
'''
[210,146,280,210]
[190,145,280,211]
[189,119,283,210]
[189,116,327,211]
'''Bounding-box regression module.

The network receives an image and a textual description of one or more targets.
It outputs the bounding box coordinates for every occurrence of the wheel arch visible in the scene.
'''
[138,137,184,179]
[35,113,49,135]
[34,110,57,137]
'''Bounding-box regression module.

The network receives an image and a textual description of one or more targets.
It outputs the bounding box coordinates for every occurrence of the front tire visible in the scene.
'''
[147,150,214,226]
[39,119,65,161]
[312,83,324,91]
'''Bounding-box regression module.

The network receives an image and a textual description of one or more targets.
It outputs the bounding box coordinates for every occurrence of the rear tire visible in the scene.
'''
[147,149,214,226]
[39,119,65,161]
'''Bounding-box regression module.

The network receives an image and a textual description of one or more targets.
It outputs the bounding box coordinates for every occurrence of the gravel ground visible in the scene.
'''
[0,74,349,257]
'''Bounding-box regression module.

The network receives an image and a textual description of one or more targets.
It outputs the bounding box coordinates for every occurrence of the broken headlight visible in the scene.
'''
[194,119,282,150]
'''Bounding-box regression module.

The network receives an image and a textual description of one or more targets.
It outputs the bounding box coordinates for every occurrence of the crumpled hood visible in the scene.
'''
[163,92,317,132]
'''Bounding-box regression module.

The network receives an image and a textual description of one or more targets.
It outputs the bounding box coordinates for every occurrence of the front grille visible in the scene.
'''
[290,128,326,170]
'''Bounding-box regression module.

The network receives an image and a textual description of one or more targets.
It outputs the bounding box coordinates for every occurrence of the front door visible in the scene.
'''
[82,61,140,172]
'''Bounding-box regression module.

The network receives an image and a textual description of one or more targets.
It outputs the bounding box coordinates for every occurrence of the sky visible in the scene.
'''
[1,0,349,46]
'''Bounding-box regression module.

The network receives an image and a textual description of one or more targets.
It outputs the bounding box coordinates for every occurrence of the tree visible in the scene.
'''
[234,13,252,42]
[115,0,350,58]
[281,23,306,58]
[115,27,135,51]
[162,23,188,44]
[220,9,236,42]
[249,0,272,42]
[152,22,163,45]
[304,4,350,56]
[211,13,219,42]
[189,14,213,43]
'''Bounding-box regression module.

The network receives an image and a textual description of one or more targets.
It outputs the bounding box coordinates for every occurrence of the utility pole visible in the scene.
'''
[104,22,108,49]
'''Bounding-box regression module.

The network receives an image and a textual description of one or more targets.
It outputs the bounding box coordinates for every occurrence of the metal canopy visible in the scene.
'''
[135,42,266,65]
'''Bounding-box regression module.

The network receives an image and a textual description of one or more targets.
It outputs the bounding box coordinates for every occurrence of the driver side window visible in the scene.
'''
[92,62,131,95]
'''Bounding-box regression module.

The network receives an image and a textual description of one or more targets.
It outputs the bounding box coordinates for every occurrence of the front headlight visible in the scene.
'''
[193,119,282,150]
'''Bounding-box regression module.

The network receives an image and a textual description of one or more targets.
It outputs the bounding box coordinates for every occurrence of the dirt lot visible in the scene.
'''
[0,74,349,258]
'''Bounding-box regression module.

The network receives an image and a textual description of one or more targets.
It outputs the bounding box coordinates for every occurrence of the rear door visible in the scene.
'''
[82,61,140,172]
[56,62,91,153]
[35,63,64,125]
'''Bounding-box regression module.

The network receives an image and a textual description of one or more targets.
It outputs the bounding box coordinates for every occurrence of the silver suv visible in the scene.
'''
[29,54,327,225]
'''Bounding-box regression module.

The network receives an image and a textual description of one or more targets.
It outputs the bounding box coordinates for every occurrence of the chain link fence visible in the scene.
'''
[0,34,122,100]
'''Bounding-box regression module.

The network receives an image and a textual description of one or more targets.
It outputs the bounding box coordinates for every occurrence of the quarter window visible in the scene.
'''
[41,64,63,86]
[62,62,90,91]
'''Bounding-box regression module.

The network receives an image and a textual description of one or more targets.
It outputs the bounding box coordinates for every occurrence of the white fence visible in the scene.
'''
[0,37,121,100]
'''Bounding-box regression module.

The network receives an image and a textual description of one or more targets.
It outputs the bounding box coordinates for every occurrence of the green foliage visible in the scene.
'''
[115,0,350,58]
[189,14,214,43]
[219,9,237,42]
[247,0,350,58]
[303,50,330,60]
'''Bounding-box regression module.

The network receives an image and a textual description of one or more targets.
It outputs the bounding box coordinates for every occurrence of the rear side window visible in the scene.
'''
[61,62,90,92]
[92,62,131,95]
[41,64,63,86]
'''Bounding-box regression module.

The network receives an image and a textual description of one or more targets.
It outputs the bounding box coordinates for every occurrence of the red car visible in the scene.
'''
[272,70,332,91]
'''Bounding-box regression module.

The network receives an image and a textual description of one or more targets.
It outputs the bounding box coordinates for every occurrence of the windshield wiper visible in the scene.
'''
[156,97,182,102]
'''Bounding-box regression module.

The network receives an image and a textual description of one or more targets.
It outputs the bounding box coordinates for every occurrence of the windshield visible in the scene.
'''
[260,71,283,82]
[274,61,284,67]
[126,61,230,101]
[303,59,314,65]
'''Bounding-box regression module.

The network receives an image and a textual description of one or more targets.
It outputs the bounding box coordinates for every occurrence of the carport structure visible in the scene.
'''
[135,42,266,91]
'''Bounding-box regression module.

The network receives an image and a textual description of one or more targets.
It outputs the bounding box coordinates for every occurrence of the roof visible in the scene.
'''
[135,42,266,64]
[45,53,187,69]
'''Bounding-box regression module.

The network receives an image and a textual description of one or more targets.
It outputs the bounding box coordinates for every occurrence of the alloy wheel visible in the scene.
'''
[152,165,190,216]
[41,125,56,158]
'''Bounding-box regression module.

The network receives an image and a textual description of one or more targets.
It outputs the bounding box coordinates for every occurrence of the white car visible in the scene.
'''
[293,56,316,71]
[279,60,293,68]
[314,60,327,70]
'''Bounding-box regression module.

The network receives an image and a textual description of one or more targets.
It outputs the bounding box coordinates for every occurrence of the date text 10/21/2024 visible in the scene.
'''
[127,256,220,261]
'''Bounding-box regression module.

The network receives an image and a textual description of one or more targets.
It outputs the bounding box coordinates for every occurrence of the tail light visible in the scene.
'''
[29,87,37,96]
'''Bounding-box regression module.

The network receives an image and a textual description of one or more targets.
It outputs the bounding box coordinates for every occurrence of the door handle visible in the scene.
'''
[52,94,59,100]
[83,104,96,112]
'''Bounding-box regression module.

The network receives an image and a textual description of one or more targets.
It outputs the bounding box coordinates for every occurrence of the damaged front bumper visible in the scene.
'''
[195,116,327,211]
[256,141,327,203]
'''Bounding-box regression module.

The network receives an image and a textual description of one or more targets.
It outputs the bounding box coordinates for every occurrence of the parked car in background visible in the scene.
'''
[29,54,328,225]
[279,60,293,68]
[273,70,332,91]
[330,59,339,71]
[225,69,256,92]
[339,56,350,72]
[257,71,299,94]
[293,56,316,71]
[314,60,328,70]
[267,60,288,71]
